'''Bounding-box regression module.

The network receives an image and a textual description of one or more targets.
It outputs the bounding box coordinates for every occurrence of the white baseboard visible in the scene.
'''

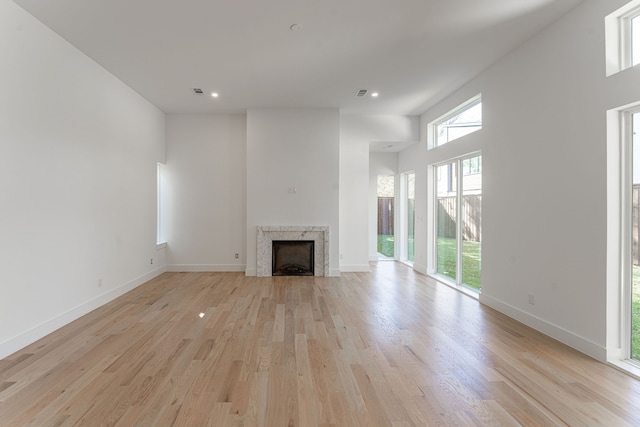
[328,269,342,277]
[0,267,166,360]
[166,264,246,272]
[340,264,371,272]
[480,293,607,362]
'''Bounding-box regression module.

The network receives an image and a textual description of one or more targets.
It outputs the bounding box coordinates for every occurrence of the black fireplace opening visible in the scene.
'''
[272,240,314,276]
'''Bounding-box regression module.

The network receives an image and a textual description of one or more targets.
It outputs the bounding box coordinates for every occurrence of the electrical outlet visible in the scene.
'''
[528,293,535,305]
[98,279,103,288]
[235,253,239,259]
[150,258,154,265]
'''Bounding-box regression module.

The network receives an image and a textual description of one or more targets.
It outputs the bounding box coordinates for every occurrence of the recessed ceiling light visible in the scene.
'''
[371,92,379,97]
[290,24,303,32]
[211,92,219,98]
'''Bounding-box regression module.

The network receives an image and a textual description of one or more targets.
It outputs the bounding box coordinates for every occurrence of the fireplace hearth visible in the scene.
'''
[272,240,314,276]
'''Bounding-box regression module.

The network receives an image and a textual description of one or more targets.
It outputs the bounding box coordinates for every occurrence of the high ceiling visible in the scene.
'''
[14,0,584,116]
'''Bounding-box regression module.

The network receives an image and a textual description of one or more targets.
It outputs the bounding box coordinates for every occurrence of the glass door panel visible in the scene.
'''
[632,112,640,360]
[436,162,457,281]
[461,156,482,290]
[407,173,415,262]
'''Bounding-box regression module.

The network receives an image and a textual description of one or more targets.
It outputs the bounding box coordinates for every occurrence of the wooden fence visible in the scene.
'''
[378,195,480,242]
[378,197,394,235]
[437,195,482,242]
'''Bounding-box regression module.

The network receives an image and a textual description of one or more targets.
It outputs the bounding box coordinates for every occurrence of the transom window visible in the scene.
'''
[633,13,640,66]
[430,95,482,149]
[605,0,640,75]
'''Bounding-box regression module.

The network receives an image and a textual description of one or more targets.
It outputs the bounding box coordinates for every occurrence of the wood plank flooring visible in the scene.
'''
[2,262,640,426]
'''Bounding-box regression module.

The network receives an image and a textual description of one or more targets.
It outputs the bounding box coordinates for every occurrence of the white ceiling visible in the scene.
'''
[14,0,583,116]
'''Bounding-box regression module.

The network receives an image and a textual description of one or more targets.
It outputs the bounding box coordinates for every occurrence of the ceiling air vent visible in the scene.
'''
[193,88,204,95]
[355,89,368,97]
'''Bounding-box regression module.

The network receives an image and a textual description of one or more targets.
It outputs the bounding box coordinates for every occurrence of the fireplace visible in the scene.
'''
[272,240,314,276]
[256,226,329,276]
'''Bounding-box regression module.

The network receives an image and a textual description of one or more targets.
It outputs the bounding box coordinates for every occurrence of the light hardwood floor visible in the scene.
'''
[2,262,640,426]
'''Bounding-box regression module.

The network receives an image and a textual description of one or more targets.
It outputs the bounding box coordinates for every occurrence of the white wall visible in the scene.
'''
[165,115,246,271]
[246,109,340,276]
[0,0,166,359]
[339,119,371,272]
[416,0,640,361]
[164,112,420,275]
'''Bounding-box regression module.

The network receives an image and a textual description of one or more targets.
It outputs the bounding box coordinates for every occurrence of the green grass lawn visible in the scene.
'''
[632,266,640,360]
[408,236,414,262]
[437,237,481,290]
[633,299,640,360]
[377,235,415,261]
[377,234,394,258]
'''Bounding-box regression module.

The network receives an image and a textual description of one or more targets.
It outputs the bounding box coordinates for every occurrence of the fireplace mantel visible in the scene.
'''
[256,226,329,277]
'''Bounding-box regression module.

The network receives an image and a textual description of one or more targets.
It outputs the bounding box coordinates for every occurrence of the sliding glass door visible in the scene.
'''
[434,155,482,290]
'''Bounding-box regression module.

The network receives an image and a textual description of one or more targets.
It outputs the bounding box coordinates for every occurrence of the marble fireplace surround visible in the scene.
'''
[256,226,329,277]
